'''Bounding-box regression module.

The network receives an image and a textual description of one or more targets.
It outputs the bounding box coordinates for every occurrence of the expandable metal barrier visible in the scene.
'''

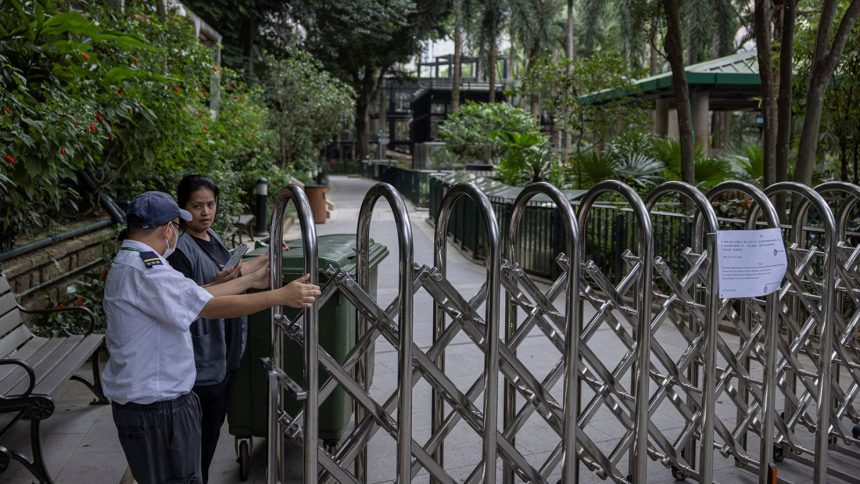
[264,179,859,483]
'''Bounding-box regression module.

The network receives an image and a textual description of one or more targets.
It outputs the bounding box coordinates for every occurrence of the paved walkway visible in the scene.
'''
[0,175,846,483]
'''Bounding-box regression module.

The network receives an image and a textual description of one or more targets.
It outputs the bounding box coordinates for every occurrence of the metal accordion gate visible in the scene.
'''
[262,178,859,484]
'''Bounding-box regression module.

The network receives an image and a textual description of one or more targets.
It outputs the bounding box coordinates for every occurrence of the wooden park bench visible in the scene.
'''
[0,273,106,483]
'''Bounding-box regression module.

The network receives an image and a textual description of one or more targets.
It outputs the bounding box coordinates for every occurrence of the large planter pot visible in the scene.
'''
[304,184,328,224]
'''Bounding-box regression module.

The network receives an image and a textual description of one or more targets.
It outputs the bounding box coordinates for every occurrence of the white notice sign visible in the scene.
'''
[716,228,787,299]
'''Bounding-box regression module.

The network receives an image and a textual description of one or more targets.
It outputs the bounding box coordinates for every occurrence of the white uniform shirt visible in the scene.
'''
[101,239,213,404]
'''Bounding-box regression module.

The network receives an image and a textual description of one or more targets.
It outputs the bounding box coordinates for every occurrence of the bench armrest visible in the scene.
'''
[0,359,36,398]
[18,304,99,336]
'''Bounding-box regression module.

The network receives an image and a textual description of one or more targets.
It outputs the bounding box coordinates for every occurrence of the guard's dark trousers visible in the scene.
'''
[112,392,202,484]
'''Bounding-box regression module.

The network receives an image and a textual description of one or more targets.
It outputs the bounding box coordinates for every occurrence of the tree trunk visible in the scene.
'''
[567,0,575,61]
[776,0,795,183]
[854,143,859,184]
[795,0,860,185]
[508,29,515,84]
[755,0,778,187]
[451,5,463,113]
[488,32,498,102]
[242,17,256,83]
[156,0,165,20]
[355,68,377,161]
[564,0,574,162]
[663,0,696,185]
[650,31,659,75]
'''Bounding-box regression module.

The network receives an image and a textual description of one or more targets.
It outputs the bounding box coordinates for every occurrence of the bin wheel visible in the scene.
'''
[773,444,784,463]
[671,465,688,481]
[238,439,250,481]
[853,424,860,440]
[323,439,339,454]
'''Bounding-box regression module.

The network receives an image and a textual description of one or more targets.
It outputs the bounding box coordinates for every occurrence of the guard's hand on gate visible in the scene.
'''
[279,274,320,308]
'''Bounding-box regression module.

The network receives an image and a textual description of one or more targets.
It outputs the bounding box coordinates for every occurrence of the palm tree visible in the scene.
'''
[472,0,509,102]
[508,0,563,113]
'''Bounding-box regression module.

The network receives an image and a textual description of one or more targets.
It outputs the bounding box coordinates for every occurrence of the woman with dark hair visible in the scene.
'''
[167,174,269,482]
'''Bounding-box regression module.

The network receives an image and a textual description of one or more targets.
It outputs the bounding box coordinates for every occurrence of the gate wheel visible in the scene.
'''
[238,439,251,481]
[773,444,784,463]
[671,465,689,481]
[323,439,340,454]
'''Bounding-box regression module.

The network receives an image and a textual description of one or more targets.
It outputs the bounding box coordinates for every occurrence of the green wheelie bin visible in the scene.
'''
[227,234,388,480]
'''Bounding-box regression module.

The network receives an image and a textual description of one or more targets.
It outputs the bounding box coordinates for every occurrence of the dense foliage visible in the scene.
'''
[515,52,651,154]
[265,48,354,177]
[291,0,450,159]
[0,1,278,246]
[438,101,543,164]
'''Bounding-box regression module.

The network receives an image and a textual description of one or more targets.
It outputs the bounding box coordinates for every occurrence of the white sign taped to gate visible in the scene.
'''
[716,228,787,298]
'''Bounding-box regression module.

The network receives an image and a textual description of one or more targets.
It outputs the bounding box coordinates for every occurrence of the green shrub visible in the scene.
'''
[437,101,542,164]
[0,1,280,247]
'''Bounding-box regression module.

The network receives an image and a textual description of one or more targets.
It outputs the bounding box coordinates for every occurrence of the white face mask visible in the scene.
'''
[163,223,178,258]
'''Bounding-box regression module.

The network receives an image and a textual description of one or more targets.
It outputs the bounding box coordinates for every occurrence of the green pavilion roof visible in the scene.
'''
[583,50,761,109]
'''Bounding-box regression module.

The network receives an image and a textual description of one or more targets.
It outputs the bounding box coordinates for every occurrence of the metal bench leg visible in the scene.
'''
[29,418,53,483]
[0,404,56,483]
[1,443,49,483]
[69,347,107,405]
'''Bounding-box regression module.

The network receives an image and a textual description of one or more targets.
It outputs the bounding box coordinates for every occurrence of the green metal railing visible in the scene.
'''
[371,167,837,281]
[362,162,439,208]
[428,172,700,280]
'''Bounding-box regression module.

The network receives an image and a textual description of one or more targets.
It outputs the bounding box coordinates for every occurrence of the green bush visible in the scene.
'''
[495,131,555,186]
[265,49,354,177]
[438,101,542,165]
[0,1,279,247]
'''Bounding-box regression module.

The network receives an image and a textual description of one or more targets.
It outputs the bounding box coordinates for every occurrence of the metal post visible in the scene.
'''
[433,182,501,483]
[266,186,318,484]
[576,180,654,483]
[355,183,414,483]
[708,181,782,484]
[255,178,269,237]
[645,181,720,484]
[764,182,838,484]
[509,183,581,483]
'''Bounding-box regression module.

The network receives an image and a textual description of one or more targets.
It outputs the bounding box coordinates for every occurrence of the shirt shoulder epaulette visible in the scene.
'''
[139,251,163,269]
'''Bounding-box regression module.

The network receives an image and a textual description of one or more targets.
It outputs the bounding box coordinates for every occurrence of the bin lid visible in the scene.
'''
[246,234,389,277]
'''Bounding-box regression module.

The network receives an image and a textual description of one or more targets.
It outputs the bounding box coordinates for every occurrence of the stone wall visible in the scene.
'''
[1,223,116,308]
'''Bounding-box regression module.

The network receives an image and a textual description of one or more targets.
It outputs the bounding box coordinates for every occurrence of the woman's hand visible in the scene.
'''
[247,264,271,290]
[244,252,269,273]
[212,264,241,284]
[243,240,287,273]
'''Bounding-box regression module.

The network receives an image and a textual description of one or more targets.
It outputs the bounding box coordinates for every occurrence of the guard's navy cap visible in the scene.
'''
[126,191,192,229]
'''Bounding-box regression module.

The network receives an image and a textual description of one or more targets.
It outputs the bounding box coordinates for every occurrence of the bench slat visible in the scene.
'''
[0,336,66,395]
[28,335,104,396]
[0,292,21,338]
[0,325,35,358]
[0,275,10,296]
[0,274,104,402]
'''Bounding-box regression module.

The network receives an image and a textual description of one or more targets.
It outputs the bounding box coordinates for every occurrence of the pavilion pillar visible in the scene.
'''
[693,90,710,154]
[720,112,731,148]
[655,97,669,136]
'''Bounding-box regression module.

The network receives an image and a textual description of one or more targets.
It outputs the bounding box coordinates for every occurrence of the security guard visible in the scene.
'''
[102,191,319,484]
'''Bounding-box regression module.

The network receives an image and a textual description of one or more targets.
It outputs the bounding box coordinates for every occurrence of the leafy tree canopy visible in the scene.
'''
[295,0,449,84]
